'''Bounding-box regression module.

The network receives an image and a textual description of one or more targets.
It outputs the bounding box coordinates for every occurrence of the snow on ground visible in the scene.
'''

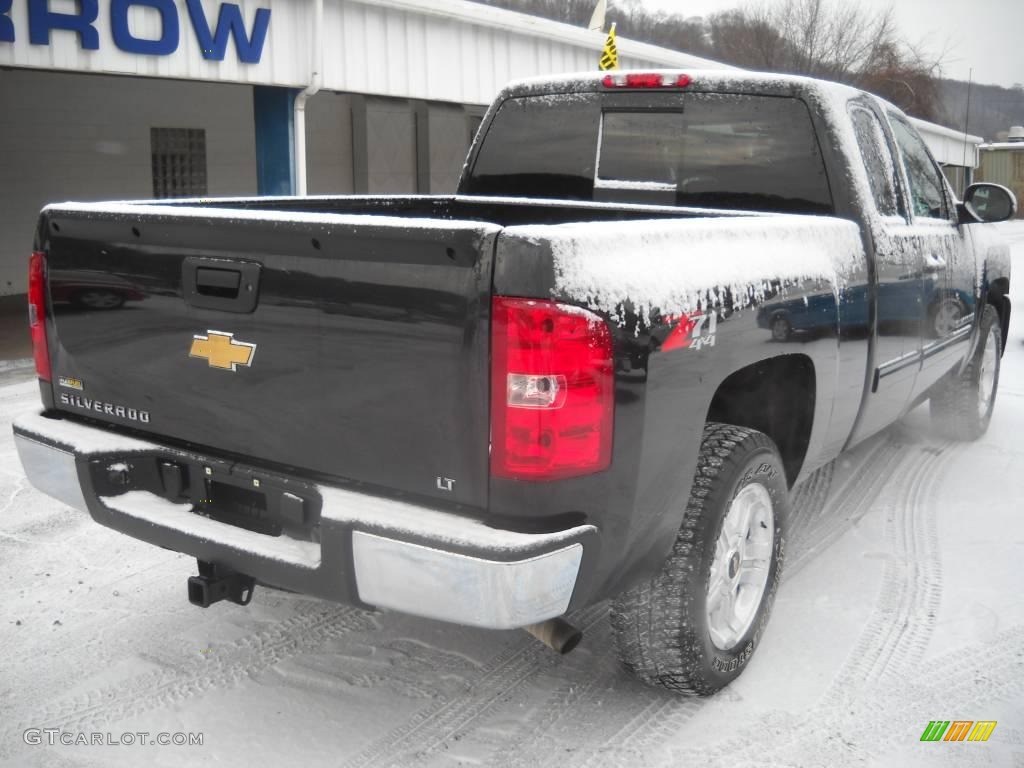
[2,222,1024,768]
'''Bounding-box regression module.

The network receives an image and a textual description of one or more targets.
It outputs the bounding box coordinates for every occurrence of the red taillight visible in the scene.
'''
[602,73,692,89]
[28,251,51,382]
[491,297,614,481]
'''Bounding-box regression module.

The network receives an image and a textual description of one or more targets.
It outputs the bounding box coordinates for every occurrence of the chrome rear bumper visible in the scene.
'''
[13,410,597,629]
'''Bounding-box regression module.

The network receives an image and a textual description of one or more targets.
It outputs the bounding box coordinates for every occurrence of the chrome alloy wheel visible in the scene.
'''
[707,482,774,650]
[932,299,964,337]
[977,325,999,419]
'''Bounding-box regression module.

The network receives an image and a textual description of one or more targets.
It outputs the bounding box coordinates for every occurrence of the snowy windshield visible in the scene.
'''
[465,92,834,215]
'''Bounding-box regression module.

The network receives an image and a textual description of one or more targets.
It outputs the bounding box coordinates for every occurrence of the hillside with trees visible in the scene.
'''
[936,80,1024,142]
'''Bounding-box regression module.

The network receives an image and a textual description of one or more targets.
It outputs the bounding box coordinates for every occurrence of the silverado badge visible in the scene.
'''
[189,330,257,371]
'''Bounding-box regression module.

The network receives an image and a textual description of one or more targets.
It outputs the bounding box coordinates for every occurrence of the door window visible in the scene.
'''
[888,117,948,219]
[848,105,903,218]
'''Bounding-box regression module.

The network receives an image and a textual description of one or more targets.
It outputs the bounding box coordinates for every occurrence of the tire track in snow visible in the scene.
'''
[263,635,487,702]
[482,617,649,768]
[0,605,372,760]
[668,438,954,767]
[827,439,948,691]
[3,569,331,728]
[784,433,903,577]
[787,458,835,534]
[338,603,608,768]
[671,625,1024,768]
[559,680,703,768]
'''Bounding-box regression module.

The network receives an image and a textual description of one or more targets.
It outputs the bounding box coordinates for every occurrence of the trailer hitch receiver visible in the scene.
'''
[187,561,256,608]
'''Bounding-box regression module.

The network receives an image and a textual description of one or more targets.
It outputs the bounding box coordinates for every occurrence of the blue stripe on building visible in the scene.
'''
[253,86,297,196]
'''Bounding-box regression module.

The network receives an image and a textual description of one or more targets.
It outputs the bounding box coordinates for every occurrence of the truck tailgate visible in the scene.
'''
[40,204,500,510]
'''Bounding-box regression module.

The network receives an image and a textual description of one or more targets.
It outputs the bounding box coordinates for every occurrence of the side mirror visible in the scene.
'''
[959,183,1018,224]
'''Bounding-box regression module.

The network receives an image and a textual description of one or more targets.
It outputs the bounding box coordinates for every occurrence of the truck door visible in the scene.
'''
[844,103,925,444]
[886,115,976,396]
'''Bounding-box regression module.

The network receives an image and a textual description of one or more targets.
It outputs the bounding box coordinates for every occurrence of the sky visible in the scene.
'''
[638,0,1024,88]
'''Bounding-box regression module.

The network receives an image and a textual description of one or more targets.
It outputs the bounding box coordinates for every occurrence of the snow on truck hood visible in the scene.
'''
[508,215,865,325]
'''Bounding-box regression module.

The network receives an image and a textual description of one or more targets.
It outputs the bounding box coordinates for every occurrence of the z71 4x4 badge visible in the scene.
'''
[189,330,257,371]
[661,311,718,352]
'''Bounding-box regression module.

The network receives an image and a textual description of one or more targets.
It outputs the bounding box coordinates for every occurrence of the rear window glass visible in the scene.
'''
[464,92,834,215]
[465,95,599,201]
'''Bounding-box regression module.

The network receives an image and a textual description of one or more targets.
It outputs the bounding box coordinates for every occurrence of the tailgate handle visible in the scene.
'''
[183,258,261,314]
[196,267,241,297]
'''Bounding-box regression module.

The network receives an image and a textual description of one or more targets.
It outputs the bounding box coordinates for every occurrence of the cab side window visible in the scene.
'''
[888,116,948,220]
[849,105,903,218]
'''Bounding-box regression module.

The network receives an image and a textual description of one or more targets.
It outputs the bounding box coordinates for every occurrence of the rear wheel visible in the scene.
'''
[770,315,792,342]
[930,304,1001,441]
[610,423,789,695]
[73,289,124,310]
[929,295,967,338]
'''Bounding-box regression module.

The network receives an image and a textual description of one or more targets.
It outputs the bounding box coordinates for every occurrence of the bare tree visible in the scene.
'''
[704,0,945,117]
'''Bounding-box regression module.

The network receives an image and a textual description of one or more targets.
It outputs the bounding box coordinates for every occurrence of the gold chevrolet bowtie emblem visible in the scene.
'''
[189,330,256,371]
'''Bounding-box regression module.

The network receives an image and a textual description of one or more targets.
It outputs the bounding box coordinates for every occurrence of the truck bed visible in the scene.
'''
[37,195,728,513]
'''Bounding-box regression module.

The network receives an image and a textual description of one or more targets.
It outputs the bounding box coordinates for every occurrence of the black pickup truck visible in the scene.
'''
[14,70,1016,695]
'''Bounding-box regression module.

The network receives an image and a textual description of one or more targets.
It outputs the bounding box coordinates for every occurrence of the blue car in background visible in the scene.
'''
[757,275,974,342]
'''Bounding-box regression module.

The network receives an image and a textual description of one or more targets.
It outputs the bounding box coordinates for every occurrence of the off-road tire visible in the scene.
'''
[930,304,1002,441]
[610,422,789,696]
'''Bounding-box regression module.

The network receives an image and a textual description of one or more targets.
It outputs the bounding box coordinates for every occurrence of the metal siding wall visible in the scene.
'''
[364,97,416,192]
[405,14,428,99]
[306,92,355,194]
[384,7,407,95]
[428,103,471,192]
[338,3,367,95]
[0,69,257,294]
[457,21,476,102]
[535,36,550,73]
[978,149,1024,218]
[979,151,1008,183]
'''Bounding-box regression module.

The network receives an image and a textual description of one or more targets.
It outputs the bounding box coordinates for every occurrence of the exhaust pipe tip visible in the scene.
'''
[523,617,583,654]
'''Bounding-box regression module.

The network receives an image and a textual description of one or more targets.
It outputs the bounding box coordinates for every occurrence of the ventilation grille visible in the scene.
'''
[151,127,207,199]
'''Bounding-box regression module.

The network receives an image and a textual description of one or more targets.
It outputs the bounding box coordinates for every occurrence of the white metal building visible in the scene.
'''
[909,117,983,194]
[0,0,982,296]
